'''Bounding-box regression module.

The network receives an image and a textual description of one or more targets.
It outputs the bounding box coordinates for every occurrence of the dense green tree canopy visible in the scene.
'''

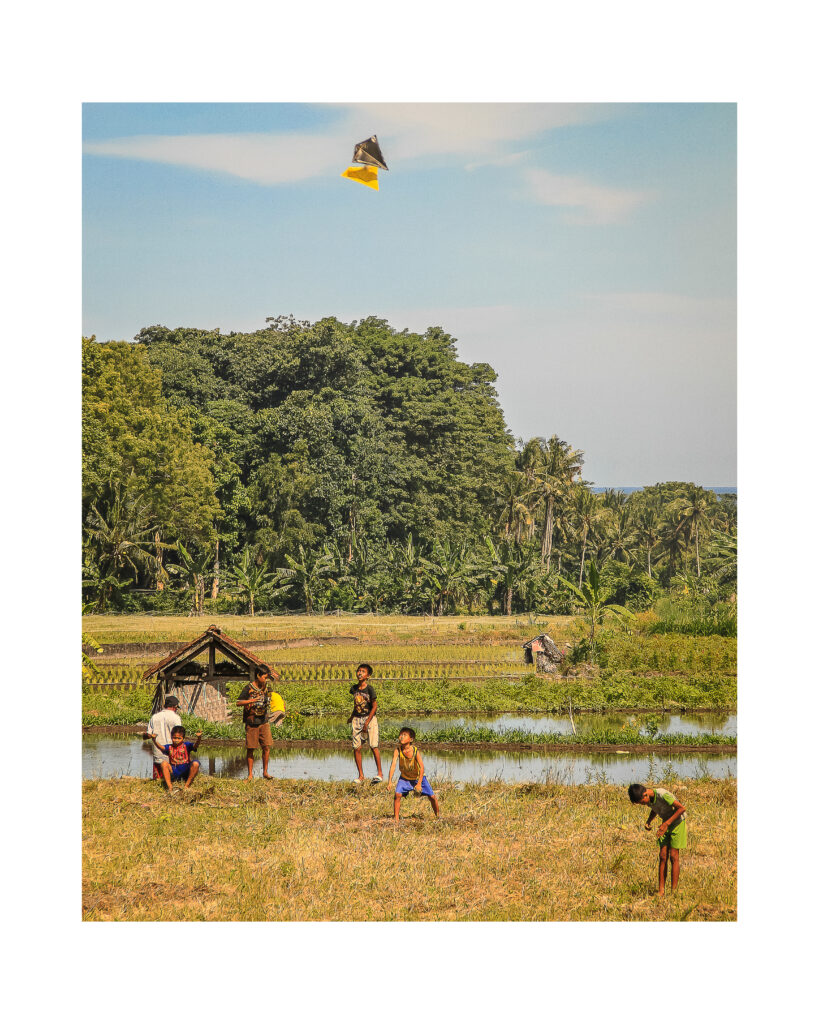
[82,319,736,619]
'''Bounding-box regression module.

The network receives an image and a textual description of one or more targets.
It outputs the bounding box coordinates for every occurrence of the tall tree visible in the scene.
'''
[523,436,585,569]
[632,502,661,578]
[669,486,717,576]
[570,487,611,587]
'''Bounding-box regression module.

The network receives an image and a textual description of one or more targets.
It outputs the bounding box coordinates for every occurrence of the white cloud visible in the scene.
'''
[83,105,648,225]
[344,102,600,162]
[523,167,651,224]
[83,103,606,187]
[83,131,346,186]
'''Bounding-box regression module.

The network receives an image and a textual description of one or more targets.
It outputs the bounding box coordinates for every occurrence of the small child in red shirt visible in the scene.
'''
[148,726,202,793]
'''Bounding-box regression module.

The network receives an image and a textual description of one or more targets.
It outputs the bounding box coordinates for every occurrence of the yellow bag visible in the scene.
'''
[269,691,286,723]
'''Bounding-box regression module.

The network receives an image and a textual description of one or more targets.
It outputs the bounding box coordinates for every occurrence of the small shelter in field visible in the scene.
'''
[144,624,273,723]
[523,634,564,674]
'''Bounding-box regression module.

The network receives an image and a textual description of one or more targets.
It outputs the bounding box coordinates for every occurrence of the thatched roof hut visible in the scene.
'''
[144,624,279,721]
[522,634,564,674]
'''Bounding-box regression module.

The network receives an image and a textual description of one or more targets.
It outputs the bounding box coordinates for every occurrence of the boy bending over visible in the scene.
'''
[628,783,687,895]
[149,726,202,793]
[387,727,439,822]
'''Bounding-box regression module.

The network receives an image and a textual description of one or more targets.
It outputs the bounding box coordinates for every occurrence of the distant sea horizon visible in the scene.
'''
[591,486,737,495]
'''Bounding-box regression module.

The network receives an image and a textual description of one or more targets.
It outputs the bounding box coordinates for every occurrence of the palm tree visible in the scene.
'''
[227,546,285,616]
[84,478,166,610]
[168,541,212,615]
[604,505,635,564]
[342,538,392,612]
[494,469,535,545]
[526,436,585,569]
[570,486,611,587]
[632,503,661,578]
[658,504,688,578]
[276,545,336,614]
[558,559,634,662]
[484,537,540,616]
[421,540,486,616]
[601,488,627,511]
[703,530,738,589]
[669,487,716,577]
[385,534,426,612]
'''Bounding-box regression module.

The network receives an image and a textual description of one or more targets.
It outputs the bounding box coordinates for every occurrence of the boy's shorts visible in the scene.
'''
[351,716,379,750]
[658,820,687,850]
[396,775,434,797]
[153,761,198,781]
[245,722,273,750]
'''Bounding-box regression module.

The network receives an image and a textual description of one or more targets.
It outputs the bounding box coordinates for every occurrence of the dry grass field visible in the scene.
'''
[82,777,736,922]
[82,612,583,646]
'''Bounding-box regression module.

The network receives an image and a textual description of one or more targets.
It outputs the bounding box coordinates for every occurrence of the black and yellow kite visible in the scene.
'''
[342,135,388,191]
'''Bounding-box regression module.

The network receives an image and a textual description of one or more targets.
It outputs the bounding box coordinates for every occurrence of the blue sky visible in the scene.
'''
[83,102,735,485]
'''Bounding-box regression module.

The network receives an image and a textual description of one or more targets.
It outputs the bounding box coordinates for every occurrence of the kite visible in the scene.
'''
[342,134,388,190]
[341,164,380,190]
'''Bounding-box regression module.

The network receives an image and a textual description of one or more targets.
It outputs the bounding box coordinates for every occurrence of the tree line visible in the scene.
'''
[82,317,737,616]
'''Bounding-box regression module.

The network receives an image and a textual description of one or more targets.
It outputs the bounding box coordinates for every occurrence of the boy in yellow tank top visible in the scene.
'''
[387,727,439,822]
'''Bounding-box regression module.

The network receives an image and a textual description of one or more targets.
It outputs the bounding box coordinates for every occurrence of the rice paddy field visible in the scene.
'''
[81,614,737,921]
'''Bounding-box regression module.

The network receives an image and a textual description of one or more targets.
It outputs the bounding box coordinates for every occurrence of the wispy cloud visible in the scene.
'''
[83,103,606,188]
[523,167,651,224]
[346,102,600,162]
[83,131,346,186]
[83,104,648,224]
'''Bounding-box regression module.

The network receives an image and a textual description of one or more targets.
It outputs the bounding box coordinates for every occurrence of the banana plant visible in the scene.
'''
[558,559,634,663]
[227,546,287,616]
[168,541,212,615]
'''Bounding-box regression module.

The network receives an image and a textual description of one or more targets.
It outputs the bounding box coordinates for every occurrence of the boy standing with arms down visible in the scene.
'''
[387,727,439,822]
[237,664,281,781]
[347,663,383,783]
[628,783,687,895]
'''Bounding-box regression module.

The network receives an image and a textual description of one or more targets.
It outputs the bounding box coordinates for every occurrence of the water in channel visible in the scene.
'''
[381,711,736,738]
[83,734,735,787]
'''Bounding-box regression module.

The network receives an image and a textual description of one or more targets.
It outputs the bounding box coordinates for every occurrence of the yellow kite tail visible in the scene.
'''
[341,165,379,191]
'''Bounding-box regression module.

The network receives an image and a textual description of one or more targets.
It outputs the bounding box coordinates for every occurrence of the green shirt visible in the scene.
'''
[650,787,685,823]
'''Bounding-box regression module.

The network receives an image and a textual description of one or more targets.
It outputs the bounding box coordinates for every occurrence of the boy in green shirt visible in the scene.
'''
[628,783,687,895]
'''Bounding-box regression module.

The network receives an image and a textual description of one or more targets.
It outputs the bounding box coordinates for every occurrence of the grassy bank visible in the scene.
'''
[82,671,738,732]
[82,777,737,921]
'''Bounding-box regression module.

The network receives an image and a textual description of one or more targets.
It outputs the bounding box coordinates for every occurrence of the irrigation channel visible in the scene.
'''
[83,712,736,785]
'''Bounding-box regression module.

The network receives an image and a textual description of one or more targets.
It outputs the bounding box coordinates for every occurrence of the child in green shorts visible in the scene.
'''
[628,783,687,895]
